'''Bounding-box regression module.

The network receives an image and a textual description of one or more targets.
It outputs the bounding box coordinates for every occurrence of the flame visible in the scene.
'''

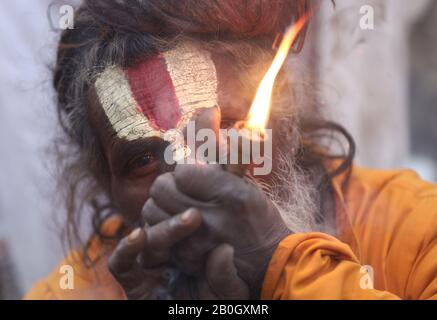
[245,15,311,133]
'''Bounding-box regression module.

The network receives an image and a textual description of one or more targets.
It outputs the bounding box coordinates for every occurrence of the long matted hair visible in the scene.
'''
[52,0,353,263]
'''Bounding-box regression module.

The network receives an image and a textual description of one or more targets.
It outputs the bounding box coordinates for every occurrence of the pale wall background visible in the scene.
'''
[0,0,436,297]
[316,0,436,178]
[0,0,65,297]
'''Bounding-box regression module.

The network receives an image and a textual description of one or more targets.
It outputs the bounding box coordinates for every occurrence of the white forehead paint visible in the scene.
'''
[94,66,160,140]
[94,41,218,141]
[163,42,218,131]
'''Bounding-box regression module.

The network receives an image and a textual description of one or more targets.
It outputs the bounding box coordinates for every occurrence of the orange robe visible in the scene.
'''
[25,165,437,299]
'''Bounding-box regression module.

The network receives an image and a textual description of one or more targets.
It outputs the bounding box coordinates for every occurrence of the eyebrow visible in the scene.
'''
[110,136,166,176]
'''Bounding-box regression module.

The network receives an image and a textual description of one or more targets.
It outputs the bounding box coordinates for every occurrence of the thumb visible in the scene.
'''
[206,244,249,300]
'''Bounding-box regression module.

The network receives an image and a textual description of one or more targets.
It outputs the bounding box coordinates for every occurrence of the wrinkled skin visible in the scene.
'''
[146,163,291,297]
[108,209,249,299]
[89,53,291,299]
[108,163,291,299]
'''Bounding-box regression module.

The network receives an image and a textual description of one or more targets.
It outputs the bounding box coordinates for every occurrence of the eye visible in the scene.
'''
[126,152,159,177]
[135,153,156,168]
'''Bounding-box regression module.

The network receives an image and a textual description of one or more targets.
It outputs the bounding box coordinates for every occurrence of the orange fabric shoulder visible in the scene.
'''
[262,165,437,299]
[336,166,437,298]
[24,217,127,300]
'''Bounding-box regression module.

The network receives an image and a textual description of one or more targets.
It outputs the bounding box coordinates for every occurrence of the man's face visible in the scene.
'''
[89,41,254,224]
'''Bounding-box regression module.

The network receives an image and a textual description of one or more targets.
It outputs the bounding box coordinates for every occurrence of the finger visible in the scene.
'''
[108,227,146,275]
[148,208,202,249]
[142,198,171,226]
[206,244,250,300]
[171,226,220,275]
[141,208,202,268]
[189,106,221,132]
[150,172,205,215]
[182,106,221,154]
[174,163,248,202]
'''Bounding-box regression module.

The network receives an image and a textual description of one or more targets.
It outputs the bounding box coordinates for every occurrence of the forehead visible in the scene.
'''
[94,41,218,141]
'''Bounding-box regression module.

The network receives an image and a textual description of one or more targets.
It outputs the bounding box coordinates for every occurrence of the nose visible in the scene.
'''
[182,106,222,162]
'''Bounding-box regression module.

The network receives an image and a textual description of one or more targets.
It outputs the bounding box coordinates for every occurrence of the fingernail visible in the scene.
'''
[180,209,194,224]
[128,228,141,243]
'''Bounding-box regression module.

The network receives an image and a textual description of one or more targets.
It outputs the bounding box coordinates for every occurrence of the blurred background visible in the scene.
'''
[0,0,436,298]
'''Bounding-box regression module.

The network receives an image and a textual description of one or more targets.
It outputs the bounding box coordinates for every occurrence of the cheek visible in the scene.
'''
[110,175,156,225]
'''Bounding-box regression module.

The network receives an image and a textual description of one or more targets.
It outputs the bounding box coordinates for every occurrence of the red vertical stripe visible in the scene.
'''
[126,55,181,131]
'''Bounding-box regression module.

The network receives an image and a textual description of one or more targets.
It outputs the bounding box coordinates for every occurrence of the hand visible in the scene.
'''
[146,163,291,298]
[108,208,249,299]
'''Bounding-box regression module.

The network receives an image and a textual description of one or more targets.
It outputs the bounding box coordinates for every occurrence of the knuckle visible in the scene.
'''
[175,163,206,180]
[142,199,158,223]
[159,223,173,242]
[150,173,172,197]
[148,224,171,248]
[222,183,249,208]
[165,217,181,239]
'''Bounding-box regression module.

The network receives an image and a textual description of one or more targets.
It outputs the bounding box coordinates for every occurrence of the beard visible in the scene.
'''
[249,103,321,234]
[263,151,319,234]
